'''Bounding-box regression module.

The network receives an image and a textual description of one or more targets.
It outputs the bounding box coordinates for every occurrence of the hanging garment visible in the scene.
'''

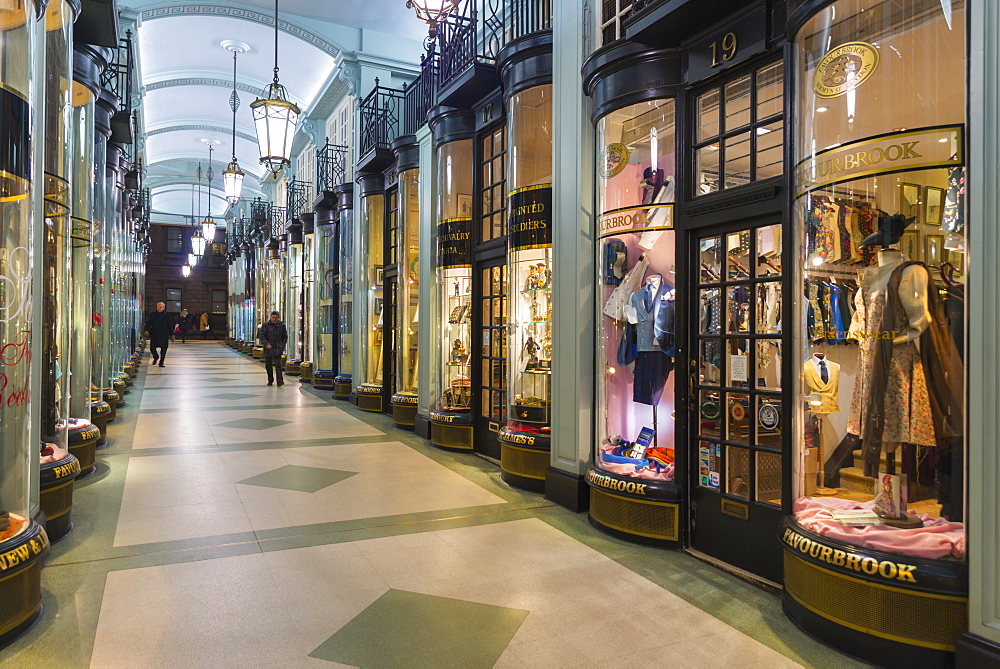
[602,239,627,286]
[626,276,669,352]
[603,254,649,322]
[633,350,673,406]
[848,262,937,476]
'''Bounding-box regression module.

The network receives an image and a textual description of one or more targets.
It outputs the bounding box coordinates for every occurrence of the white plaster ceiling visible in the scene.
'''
[127,0,425,218]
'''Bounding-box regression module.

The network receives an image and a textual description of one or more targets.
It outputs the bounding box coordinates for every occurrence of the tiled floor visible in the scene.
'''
[2,342,861,667]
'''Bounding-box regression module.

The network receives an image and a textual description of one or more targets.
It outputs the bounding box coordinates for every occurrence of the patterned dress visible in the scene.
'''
[846,265,936,446]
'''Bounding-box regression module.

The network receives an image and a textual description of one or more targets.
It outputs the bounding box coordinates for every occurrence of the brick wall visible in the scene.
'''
[144,224,228,337]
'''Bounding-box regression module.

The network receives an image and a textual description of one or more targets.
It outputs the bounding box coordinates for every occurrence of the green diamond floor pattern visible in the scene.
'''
[310,589,528,667]
[236,465,357,493]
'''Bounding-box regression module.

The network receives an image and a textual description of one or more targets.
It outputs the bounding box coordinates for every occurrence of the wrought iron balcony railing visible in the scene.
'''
[315,140,349,192]
[250,198,270,246]
[358,79,405,159]
[403,53,439,135]
[268,205,287,237]
[285,179,312,221]
[101,30,135,110]
[438,0,552,91]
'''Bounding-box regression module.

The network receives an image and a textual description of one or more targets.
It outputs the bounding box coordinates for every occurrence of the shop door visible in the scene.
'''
[472,257,507,458]
[689,222,785,583]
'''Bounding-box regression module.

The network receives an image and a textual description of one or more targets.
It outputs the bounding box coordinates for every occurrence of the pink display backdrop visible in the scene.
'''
[599,154,677,461]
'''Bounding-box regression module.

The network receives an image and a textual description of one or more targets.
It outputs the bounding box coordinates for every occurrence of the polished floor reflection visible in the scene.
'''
[2,343,857,667]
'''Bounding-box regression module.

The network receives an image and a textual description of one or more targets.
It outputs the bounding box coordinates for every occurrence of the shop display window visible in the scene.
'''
[302,230,314,363]
[506,85,553,434]
[792,0,966,559]
[594,99,677,481]
[396,168,420,395]
[359,193,384,386]
[338,206,354,377]
[0,0,35,541]
[694,61,783,196]
[285,241,301,359]
[316,220,336,375]
[435,139,474,413]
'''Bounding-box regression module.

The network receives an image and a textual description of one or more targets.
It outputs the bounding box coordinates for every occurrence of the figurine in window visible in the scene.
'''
[524,265,541,291]
[450,339,467,364]
[522,335,540,370]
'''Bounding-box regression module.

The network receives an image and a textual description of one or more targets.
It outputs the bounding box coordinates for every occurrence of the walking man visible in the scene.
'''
[143,302,174,367]
[259,311,287,386]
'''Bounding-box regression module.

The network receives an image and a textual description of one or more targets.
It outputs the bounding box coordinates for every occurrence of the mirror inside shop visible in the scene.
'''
[791,0,966,561]
[595,98,677,482]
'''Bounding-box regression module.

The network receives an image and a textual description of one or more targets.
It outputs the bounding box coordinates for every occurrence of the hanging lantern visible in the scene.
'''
[405,0,459,36]
[223,159,244,204]
[202,215,217,243]
[251,0,300,173]
[192,228,206,257]
[182,264,191,277]
[188,253,198,267]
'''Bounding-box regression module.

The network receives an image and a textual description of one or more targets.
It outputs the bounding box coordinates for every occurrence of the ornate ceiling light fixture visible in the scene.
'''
[222,41,247,204]
[250,0,300,174]
[406,0,459,37]
[202,142,218,243]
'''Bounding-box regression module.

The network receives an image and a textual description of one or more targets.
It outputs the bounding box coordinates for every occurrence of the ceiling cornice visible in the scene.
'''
[137,3,344,58]
[144,77,262,95]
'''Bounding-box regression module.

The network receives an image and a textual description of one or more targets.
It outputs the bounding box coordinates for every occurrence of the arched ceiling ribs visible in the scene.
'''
[146,124,259,144]
[144,77,262,95]
[137,3,344,58]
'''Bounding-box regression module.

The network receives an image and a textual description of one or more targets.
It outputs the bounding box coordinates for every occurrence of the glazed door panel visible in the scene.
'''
[472,257,508,458]
[689,221,786,583]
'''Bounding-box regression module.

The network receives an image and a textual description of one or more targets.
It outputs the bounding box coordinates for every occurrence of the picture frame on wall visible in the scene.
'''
[924,186,945,227]
[945,249,965,274]
[901,230,920,260]
[900,183,921,222]
[925,234,945,266]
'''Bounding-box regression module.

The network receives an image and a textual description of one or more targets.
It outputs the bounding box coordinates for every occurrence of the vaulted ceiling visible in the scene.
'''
[124,0,425,224]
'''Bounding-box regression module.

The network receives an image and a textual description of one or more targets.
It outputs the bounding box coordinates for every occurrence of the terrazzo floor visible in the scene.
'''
[0,342,862,668]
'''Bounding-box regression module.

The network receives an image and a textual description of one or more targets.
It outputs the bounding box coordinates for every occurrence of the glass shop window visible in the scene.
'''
[792,0,966,559]
[693,61,784,196]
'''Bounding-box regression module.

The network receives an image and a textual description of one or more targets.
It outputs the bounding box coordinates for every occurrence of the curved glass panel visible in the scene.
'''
[594,98,677,482]
[792,0,967,558]
[338,206,354,377]
[357,193,384,388]
[0,0,35,538]
[396,168,420,396]
[315,219,336,375]
[434,139,473,414]
[506,85,553,436]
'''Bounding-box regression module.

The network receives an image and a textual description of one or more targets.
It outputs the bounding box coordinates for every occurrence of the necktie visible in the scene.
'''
[819,360,828,384]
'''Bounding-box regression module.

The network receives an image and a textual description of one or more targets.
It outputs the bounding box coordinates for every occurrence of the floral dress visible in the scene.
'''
[846,265,936,446]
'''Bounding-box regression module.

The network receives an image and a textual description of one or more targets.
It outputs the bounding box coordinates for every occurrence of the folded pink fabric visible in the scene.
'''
[598,445,674,482]
[39,443,68,465]
[793,496,965,559]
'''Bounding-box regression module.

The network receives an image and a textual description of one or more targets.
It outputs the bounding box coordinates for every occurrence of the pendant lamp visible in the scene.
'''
[223,43,246,204]
[250,0,300,174]
[182,264,191,277]
[406,0,459,37]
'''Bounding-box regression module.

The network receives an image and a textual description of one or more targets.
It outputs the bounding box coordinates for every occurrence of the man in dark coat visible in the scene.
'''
[143,302,174,367]
[258,311,288,386]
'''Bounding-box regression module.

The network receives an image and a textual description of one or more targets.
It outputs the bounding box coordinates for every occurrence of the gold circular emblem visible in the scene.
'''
[813,41,879,99]
[599,143,630,179]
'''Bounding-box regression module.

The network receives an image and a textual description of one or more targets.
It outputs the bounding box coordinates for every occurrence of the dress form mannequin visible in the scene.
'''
[848,247,934,468]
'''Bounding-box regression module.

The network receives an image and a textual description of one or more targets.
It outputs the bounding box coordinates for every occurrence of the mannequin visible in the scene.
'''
[803,352,840,414]
[848,215,935,478]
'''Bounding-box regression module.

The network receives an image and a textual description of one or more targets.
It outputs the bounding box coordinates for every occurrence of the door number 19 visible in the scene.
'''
[709,32,738,68]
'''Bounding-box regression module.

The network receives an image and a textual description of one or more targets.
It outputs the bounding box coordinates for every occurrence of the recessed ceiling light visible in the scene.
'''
[816,106,829,112]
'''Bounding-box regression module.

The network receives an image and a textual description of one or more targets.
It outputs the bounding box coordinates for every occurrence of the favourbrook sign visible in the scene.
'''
[793,125,964,198]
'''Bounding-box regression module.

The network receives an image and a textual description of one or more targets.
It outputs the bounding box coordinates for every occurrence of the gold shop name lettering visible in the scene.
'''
[782,528,917,583]
[599,205,673,238]
[509,220,548,233]
[434,414,458,423]
[0,533,48,572]
[53,459,81,479]
[586,469,648,496]
[438,232,470,242]
[512,202,545,217]
[501,432,536,446]
[793,126,963,198]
